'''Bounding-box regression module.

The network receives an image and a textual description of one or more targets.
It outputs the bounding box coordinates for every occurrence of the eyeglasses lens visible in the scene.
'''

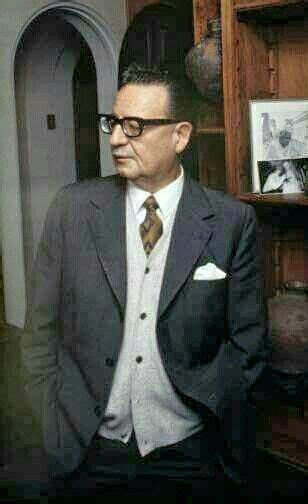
[123,119,142,137]
[99,116,142,137]
[100,116,112,134]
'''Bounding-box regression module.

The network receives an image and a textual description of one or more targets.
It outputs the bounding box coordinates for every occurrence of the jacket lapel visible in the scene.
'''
[86,178,127,317]
[158,177,216,319]
[85,175,215,320]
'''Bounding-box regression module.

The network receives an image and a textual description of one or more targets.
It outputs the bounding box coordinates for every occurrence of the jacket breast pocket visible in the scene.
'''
[185,277,228,325]
[174,277,229,362]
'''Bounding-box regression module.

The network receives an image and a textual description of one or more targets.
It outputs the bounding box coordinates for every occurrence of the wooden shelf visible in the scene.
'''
[236,1,308,24]
[239,192,308,207]
[257,436,308,470]
[196,127,225,135]
[257,399,308,470]
[194,0,308,473]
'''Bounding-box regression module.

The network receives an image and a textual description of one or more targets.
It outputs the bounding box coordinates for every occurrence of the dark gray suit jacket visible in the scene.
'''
[21,174,267,481]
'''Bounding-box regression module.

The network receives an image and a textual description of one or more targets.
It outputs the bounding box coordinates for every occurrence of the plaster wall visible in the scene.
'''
[15,17,84,288]
[0,0,127,327]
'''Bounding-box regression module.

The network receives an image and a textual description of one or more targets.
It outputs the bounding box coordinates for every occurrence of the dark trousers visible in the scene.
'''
[49,429,241,500]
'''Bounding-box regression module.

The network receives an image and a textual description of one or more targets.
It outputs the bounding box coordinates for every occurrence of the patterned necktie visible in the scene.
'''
[139,195,163,256]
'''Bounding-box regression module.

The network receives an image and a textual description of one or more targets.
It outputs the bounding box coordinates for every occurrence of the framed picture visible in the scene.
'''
[249,99,308,193]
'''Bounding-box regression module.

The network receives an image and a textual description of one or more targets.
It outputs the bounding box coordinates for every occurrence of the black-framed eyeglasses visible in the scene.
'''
[98,113,181,138]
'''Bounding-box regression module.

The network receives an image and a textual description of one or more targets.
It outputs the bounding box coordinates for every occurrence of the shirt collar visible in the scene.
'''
[127,165,184,220]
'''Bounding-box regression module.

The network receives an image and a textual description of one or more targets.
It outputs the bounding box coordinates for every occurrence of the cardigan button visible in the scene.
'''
[105,358,114,367]
[94,405,102,417]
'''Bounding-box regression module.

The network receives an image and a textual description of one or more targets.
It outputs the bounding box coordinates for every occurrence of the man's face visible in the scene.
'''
[279,130,291,149]
[110,83,190,192]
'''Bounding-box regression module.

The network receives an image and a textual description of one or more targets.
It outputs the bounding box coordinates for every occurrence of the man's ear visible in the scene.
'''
[173,122,193,154]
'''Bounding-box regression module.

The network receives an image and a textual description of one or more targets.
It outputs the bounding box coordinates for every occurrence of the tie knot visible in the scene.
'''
[143,195,159,212]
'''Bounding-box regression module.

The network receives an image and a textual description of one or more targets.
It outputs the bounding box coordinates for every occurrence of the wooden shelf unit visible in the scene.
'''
[239,192,308,206]
[187,0,308,471]
[220,0,308,195]
[216,0,308,469]
[236,1,308,24]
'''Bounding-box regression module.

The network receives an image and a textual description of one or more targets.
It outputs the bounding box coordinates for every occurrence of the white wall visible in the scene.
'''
[0,0,127,327]
[16,17,84,286]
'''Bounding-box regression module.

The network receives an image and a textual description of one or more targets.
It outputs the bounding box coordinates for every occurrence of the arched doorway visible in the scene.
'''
[4,4,119,327]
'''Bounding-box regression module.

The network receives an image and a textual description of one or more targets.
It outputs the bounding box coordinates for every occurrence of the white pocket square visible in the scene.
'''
[193,262,227,281]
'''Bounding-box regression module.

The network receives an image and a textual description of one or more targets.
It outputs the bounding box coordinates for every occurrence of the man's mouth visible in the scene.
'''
[113,153,130,160]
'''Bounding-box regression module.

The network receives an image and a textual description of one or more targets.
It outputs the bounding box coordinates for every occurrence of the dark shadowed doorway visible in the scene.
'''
[73,40,100,181]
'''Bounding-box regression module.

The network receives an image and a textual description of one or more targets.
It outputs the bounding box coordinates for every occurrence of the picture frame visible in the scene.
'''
[249,99,308,194]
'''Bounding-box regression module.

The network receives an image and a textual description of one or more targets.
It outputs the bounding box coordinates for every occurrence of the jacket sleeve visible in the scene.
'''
[20,188,99,476]
[216,203,269,480]
[227,203,269,397]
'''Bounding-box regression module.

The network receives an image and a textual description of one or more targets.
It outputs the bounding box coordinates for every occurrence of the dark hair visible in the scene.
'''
[119,63,198,126]
[279,129,292,140]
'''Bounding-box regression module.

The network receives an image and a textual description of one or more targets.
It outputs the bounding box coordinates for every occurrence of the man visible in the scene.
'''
[262,159,304,194]
[265,128,306,160]
[21,63,267,499]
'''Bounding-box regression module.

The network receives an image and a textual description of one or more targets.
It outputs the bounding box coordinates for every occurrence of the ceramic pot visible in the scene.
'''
[268,281,308,374]
[185,18,222,103]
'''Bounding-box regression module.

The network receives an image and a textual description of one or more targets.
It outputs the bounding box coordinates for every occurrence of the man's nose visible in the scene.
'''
[109,123,128,146]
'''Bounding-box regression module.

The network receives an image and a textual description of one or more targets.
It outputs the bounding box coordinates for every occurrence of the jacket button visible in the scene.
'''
[94,405,102,417]
[105,358,114,367]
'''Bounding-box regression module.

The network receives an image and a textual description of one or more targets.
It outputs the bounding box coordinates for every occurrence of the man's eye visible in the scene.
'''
[125,120,141,133]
